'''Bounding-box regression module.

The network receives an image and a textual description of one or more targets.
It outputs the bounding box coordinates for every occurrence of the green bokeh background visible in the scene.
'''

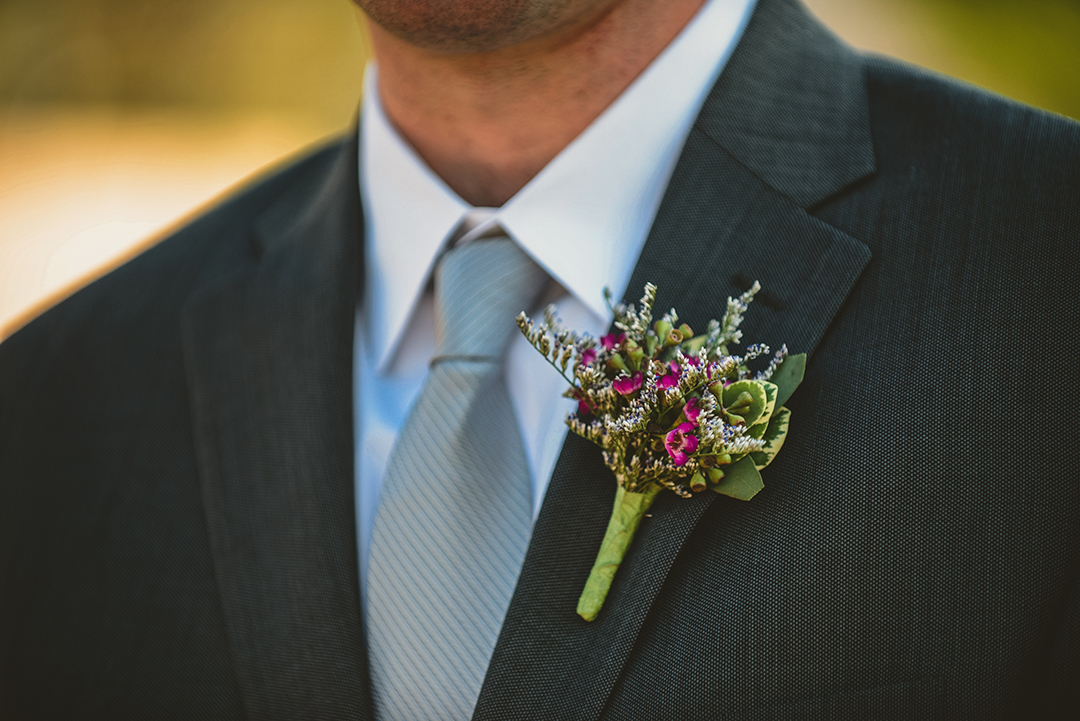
[921,0,1080,120]
[0,0,369,134]
[1,0,1077,126]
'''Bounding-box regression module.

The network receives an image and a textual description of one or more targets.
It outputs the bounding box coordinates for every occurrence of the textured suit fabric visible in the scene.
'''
[2,0,1079,718]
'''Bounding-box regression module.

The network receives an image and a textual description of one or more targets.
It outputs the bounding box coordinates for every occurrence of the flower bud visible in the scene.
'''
[607,353,628,372]
[560,346,572,371]
[728,391,754,413]
[678,323,693,339]
[626,346,645,371]
[645,335,658,357]
[654,319,672,341]
[690,471,707,492]
[707,467,725,483]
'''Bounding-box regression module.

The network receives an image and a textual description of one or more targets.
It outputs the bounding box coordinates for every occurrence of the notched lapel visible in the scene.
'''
[694,0,876,208]
[627,130,872,364]
[182,134,373,720]
[476,131,871,721]
[478,2,874,716]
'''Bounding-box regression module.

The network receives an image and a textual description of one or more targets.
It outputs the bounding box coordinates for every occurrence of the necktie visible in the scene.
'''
[366,237,548,720]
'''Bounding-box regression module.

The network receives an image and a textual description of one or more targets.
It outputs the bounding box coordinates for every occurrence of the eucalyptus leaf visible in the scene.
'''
[750,407,791,470]
[770,353,806,409]
[710,455,764,500]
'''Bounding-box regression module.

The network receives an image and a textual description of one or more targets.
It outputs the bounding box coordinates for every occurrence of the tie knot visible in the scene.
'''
[434,237,548,358]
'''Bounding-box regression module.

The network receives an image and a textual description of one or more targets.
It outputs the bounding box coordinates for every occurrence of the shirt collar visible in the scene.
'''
[360,0,757,372]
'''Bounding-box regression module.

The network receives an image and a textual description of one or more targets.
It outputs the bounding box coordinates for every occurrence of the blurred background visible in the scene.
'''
[1,0,1078,338]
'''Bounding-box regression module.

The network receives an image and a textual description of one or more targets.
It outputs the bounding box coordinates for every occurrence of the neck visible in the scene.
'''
[364,0,707,207]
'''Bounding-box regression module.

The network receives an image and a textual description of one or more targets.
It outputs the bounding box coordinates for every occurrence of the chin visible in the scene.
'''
[356,0,586,52]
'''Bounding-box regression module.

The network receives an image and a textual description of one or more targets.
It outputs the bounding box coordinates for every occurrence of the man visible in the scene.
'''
[1,0,1078,718]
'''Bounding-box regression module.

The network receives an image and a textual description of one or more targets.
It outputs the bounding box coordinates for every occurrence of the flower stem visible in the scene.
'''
[533,343,576,387]
[577,484,662,621]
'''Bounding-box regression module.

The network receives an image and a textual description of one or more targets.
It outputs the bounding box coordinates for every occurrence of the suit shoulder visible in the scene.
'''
[846,54,1080,247]
[862,54,1080,180]
[0,134,349,402]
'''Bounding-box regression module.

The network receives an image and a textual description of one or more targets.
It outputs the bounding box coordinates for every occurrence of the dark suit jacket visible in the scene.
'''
[2,0,1079,718]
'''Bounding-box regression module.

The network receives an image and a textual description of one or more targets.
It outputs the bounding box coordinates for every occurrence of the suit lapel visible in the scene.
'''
[476,1,874,718]
[181,135,372,720]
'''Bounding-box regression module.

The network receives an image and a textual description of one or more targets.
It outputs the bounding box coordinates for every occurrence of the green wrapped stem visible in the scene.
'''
[577,484,662,621]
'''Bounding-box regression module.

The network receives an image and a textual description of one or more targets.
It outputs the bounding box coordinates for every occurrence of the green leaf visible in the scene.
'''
[750,407,791,470]
[759,381,778,426]
[681,334,707,356]
[771,353,806,409]
[723,380,768,426]
[710,455,764,500]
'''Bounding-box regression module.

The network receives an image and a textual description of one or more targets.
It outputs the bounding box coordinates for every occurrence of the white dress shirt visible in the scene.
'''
[355,0,757,608]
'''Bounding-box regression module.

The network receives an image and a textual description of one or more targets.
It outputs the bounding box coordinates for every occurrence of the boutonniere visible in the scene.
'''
[517,282,805,621]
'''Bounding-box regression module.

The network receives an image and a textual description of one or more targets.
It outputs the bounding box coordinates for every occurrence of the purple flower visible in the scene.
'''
[665,422,699,466]
[613,371,643,396]
[571,389,593,416]
[658,361,680,390]
[683,397,701,426]
[580,348,597,366]
[601,332,626,351]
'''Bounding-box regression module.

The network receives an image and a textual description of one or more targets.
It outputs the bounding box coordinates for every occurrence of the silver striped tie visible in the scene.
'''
[366,237,548,720]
